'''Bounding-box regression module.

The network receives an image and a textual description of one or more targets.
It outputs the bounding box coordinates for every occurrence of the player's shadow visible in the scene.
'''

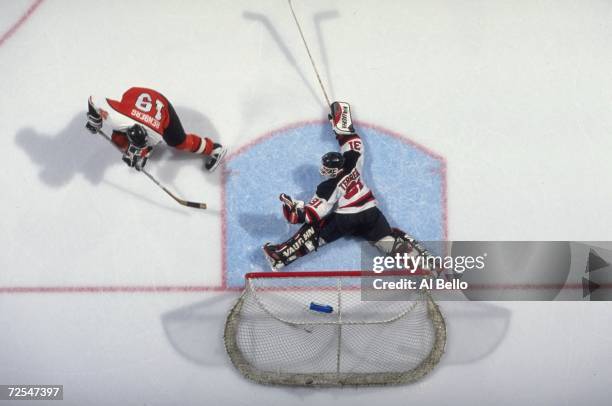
[161,292,241,367]
[239,213,288,238]
[235,163,319,238]
[438,302,511,366]
[242,9,338,110]
[243,11,321,107]
[15,113,115,187]
[313,10,339,101]
[291,163,320,200]
[161,296,510,397]
[239,211,293,268]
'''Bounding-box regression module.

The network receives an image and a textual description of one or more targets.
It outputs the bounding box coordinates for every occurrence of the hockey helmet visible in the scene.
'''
[126,124,148,147]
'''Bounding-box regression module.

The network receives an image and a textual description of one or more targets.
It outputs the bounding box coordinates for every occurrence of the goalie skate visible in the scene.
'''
[262,243,286,271]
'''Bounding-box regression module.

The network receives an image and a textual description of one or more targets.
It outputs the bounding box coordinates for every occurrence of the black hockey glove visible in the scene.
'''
[86,97,103,134]
[122,144,152,171]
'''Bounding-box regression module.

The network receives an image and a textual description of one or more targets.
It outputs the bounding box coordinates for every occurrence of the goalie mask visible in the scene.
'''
[320,151,345,178]
[329,101,355,135]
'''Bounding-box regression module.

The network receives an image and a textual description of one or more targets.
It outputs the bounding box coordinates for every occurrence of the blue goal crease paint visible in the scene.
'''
[224,123,446,288]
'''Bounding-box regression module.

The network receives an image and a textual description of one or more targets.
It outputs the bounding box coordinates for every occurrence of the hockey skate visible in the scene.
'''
[262,243,286,272]
[205,143,227,172]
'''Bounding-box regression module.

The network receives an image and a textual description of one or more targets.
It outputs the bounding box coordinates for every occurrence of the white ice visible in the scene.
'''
[1,0,612,405]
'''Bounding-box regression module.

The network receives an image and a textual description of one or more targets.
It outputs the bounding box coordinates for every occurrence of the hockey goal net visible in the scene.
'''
[224,271,446,386]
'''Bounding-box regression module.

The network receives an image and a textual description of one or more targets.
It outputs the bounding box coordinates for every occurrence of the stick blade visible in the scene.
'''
[185,201,207,209]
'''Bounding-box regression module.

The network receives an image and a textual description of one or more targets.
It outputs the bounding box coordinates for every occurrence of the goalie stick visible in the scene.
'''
[96,129,208,210]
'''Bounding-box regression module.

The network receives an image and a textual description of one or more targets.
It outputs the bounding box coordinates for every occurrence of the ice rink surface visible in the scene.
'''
[1,0,612,404]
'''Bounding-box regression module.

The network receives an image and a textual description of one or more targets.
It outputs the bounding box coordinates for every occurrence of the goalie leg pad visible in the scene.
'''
[262,223,322,271]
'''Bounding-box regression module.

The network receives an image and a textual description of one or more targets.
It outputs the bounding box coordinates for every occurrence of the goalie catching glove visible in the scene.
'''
[280,193,305,224]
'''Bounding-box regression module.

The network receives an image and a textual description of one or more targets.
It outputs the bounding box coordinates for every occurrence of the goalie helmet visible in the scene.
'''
[320,151,345,178]
[329,101,355,135]
[126,124,148,147]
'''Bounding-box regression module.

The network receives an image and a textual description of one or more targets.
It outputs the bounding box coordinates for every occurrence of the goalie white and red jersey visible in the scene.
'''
[89,87,213,154]
[304,133,376,223]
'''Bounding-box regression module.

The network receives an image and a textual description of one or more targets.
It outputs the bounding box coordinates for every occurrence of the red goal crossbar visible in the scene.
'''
[245,270,432,279]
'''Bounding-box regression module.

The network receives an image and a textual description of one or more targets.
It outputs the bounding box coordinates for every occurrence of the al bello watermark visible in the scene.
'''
[372,276,466,291]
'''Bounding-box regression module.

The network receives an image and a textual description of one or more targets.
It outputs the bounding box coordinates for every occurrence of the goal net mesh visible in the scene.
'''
[224,271,446,386]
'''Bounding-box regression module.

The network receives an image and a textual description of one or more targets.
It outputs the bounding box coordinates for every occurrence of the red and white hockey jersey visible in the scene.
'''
[303,133,377,223]
[89,87,171,147]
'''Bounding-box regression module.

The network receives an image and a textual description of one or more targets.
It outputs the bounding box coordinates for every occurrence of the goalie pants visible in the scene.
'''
[318,207,392,244]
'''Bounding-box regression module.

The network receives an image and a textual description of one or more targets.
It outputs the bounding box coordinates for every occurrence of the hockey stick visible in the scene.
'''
[287,0,331,107]
[96,129,207,209]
